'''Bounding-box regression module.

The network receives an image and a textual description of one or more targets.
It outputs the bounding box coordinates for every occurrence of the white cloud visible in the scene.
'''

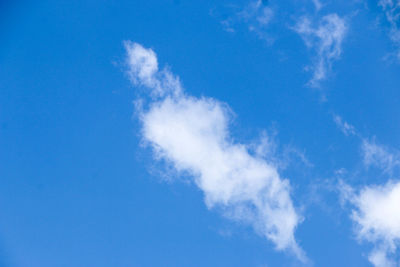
[342,180,400,267]
[361,139,400,174]
[124,41,182,97]
[378,0,400,59]
[333,115,356,136]
[334,118,400,266]
[369,249,397,267]
[294,14,347,87]
[125,42,307,261]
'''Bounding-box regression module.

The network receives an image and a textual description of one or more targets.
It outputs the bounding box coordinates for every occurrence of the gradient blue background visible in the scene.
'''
[1,0,399,266]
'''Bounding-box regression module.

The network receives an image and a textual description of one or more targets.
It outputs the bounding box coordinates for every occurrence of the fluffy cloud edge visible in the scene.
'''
[340,180,400,267]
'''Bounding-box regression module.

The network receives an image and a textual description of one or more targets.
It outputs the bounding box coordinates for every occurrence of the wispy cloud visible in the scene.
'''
[340,180,400,267]
[333,115,400,174]
[361,138,400,174]
[240,0,274,26]
[218,0,275,43]
[312,0,323,11]
[294,14,347,87]
[124,42,307,261]
[378,0,400,59]
[333,115,356,136]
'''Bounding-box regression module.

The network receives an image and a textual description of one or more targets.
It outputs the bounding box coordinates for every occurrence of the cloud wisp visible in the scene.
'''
[240,0,273,26]
[312,0,323,11]
[333,115,356,136]
[379,0,400,59]
[333,115,400,175]
[124,41,307,261]
[362,139,400,175]
[294,14,347,87]
[219,0,275,43]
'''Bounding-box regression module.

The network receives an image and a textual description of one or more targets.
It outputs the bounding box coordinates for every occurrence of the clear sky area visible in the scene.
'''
[1,0,400,266]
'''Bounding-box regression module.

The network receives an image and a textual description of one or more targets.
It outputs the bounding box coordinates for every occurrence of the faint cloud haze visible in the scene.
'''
[379,0,400,59]
[333,115,356,136]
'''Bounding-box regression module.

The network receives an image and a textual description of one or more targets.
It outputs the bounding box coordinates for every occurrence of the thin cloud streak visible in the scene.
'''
[333,115,356,136]
[379,0,400,59]
[218,0,275,43]
[294,14,347,87]
[361,139,400,175]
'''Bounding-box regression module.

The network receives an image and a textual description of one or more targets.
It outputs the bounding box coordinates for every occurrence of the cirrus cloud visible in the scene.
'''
[294,13,347,87]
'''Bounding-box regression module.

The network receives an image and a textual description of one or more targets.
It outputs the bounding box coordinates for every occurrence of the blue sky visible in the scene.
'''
[1,0,400,266]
